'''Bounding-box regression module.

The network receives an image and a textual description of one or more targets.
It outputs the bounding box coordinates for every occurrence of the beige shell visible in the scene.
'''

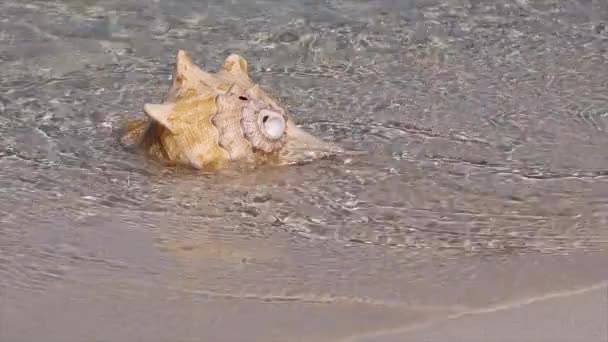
[121,49,343,170]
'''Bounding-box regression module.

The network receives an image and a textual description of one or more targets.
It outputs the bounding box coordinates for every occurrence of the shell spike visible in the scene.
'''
[171,49,201,86]
[175,49,197,73]
[144,103,175,132]
[222,54,249,77]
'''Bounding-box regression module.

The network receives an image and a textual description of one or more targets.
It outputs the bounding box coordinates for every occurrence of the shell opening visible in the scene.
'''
[259,109,285,140]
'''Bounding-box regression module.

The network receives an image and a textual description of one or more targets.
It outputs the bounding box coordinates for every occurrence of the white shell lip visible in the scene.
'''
[258,109,285,140]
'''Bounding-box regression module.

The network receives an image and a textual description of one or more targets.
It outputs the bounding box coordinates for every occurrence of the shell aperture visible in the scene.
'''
[259,109,285,140]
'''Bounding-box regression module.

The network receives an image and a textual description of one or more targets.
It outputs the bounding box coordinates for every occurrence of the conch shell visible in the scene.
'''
[121,49,343,170]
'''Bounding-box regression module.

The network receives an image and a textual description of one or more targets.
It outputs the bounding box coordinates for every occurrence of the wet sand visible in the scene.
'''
[2,242,607,341]
[353,283,608,342]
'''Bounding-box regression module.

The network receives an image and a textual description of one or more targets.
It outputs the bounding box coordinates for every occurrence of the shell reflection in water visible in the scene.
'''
[121,49,343,170]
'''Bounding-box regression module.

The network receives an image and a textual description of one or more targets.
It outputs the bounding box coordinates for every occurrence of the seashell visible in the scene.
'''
[121,49,343,170]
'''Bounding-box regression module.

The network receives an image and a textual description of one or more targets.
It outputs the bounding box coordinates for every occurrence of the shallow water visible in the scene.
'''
[1,0,608,341]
